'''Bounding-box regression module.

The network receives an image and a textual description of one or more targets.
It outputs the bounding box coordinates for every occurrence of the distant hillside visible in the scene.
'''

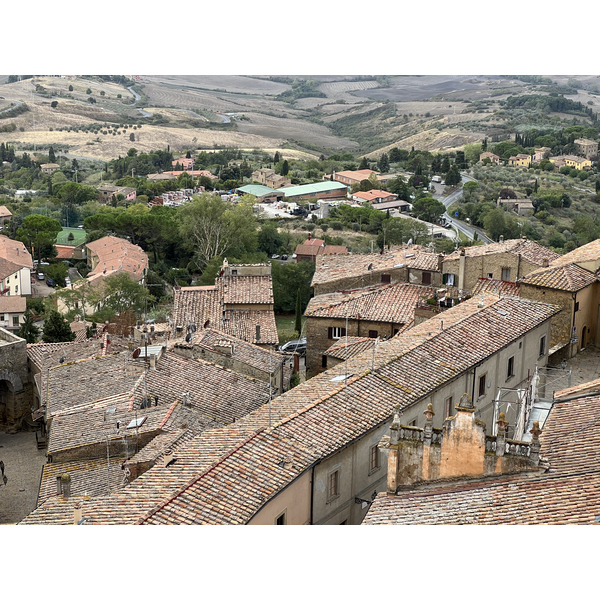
[0,74,599,160]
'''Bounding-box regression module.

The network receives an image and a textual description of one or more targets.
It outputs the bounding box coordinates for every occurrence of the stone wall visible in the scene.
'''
[444,251,542,292]
[306,316,401,376]
[0,328,32,432]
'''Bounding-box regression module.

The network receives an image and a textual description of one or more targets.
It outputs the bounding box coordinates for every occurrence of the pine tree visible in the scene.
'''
[48,146,56,163]
[281,160,289,176]
[378,152,389,173]
[273,151,281,163]
[294,290,302,336]
[17,310,40,343]
[42,310,76,343]
[359,156,369,169]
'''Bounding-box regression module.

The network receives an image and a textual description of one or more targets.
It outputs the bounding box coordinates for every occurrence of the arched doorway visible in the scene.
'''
[0,378,15,426]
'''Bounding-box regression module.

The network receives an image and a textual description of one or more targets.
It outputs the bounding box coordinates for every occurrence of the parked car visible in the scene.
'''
[281,255,288,261]
[271,254,280,260]
[279,338,307,355]
[37,272,45,280]
[46,278,54,287]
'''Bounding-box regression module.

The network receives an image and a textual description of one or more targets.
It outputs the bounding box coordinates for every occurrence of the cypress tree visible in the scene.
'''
[294,290,302,336]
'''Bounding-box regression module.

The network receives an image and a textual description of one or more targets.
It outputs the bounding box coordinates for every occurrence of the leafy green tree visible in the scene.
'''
[17,310,40,343]
[444,165,461,186]
[379,218,429,247]
[179,193,258,271]
[258,223,283,256]
[271,261,315,314]
[42,310,76,343]
[45,263,69,287]
[411,196,446,223]
[359,156,369,169]
[100,272,153,319]
[16,214,62,262]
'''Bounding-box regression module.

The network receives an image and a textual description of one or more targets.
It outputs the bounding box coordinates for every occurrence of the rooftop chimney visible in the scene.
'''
[542,258,549,268]
[255,325,261,343]
[57,473,71,498]
[308,233,311,240]
[499,235,504,243]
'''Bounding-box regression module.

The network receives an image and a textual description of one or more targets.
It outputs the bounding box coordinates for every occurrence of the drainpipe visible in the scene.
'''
[309,466,315,525]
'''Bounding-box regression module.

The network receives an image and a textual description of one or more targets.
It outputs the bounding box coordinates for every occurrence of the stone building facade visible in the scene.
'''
[0,328,32,432]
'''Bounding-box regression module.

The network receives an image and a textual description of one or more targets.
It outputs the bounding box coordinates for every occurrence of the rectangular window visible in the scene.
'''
[381,274,391,284]
[321,355,327,368]
[478,373,487,397]
[539,335,546,357]
[275,512,286,525]
[422,272,432,285]
[488,273,493,279]
[501,267,511,281]
[328,470,339,501]
[328,327,346,339]
[443,273,455,286]
[444,396,454,418]
[12,316,19,326]
[368,330,378,338]
[574,301,579,312]
[507,356,515,379]
[369,445,380,473]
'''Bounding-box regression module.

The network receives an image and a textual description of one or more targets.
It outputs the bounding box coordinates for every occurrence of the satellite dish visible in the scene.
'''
[132,348,141,359]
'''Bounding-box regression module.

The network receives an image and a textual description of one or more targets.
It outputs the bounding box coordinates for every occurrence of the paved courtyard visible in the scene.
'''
[0,431,47,525]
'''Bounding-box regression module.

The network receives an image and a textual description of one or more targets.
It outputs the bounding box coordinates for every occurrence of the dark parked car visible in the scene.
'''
[281,254,288,261]
[46,278,54,287]
[279,338,307,355]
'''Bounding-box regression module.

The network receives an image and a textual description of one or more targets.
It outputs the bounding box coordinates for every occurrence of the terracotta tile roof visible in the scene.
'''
[444,239,560,266]
[130,351,269,426]
[550,239,600,268]
[45,354,146,419]
[0,236,33,269]
[334,169,377,182]
[221,275,273,305]
[0,256,21,280]
[324,336,378,360]
[38,458,125,506]
[0,205,12,218]
[55,245,75,259]
[86,235,148,280]
[139,293,559,525]
[312,246,441,287]
[176,327,285,373]
[472,278,521,297]
[305,282,435,324]
[352,190,396,202]
[0,295,26,312]
[363,391,600,525]
[21,294,560,525]
[123,429,197,467]
[172,270,278,345]
[518,263,596,292]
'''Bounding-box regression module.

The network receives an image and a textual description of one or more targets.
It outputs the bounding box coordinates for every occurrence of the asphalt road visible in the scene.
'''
[433,175,493,244]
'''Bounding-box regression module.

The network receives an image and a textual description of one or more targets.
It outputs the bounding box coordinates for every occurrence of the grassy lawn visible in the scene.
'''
[56,227,86,245]
[276,313,305,345]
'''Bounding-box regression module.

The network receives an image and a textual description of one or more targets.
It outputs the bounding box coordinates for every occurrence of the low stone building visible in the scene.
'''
[294,236,348,263]
[172,260,279,348]
[171,327,286,395]
[305,282,435,375]
[312,245,443,296]
[442,238,560,293]
[96,185,137,205]
[574,138,598,160]
[518,238,600,362]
